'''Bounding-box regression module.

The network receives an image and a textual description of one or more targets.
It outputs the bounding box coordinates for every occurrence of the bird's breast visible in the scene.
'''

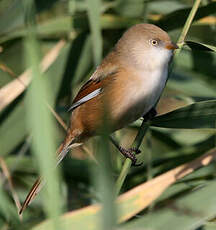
[109,65,168,129]
[137,66,168,110]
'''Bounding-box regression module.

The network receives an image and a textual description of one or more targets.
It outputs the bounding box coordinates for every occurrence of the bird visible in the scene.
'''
[19,23,178,214]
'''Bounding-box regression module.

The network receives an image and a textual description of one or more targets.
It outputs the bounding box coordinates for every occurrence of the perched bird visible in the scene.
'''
[19,23,178,214]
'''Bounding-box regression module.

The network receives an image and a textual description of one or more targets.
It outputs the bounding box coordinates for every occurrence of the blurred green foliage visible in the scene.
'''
[0,0,216,229]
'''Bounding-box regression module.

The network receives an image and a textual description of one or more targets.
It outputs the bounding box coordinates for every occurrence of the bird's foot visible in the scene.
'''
[118,146,142,166]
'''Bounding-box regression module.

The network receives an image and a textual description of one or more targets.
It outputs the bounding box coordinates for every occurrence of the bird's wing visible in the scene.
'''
[68,66,118,112]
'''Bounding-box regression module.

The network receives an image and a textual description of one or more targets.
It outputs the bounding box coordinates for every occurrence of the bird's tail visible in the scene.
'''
[19,134,82,215]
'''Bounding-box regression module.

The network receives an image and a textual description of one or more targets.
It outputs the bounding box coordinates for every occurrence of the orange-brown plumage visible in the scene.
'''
[20,23,178,214]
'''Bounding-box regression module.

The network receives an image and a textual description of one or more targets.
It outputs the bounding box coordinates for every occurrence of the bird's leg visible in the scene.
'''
[108,108,157,166]
[143,108,157,121]
[109,136,142,166]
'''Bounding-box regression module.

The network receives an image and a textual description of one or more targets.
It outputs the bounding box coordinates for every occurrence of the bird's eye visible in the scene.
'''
[151,39,158,46]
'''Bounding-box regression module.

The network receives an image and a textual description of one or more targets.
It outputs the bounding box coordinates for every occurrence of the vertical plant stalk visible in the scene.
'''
[94,134,116,230]
[176,0,202,51]
[115,121,150,195]
[115,0,202,195]
[68,0,76,40]
[22,0,61,226]
[86,0,103,66]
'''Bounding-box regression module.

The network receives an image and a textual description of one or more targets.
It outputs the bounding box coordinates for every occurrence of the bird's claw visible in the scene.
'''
[118,147,142,166]
[128,147,141,155]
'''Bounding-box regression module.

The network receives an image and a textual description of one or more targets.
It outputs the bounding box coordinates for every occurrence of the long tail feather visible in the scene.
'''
[19,178,43,215]
[19,142,82,215]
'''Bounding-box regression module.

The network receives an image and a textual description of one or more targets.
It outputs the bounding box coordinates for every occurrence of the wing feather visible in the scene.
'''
[69,67,118,112]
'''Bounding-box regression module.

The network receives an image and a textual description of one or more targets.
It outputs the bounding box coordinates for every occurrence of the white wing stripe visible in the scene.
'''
[68,88,102,112]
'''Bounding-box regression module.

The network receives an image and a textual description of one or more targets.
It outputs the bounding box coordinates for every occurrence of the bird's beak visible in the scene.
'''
[165,42,179,50]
